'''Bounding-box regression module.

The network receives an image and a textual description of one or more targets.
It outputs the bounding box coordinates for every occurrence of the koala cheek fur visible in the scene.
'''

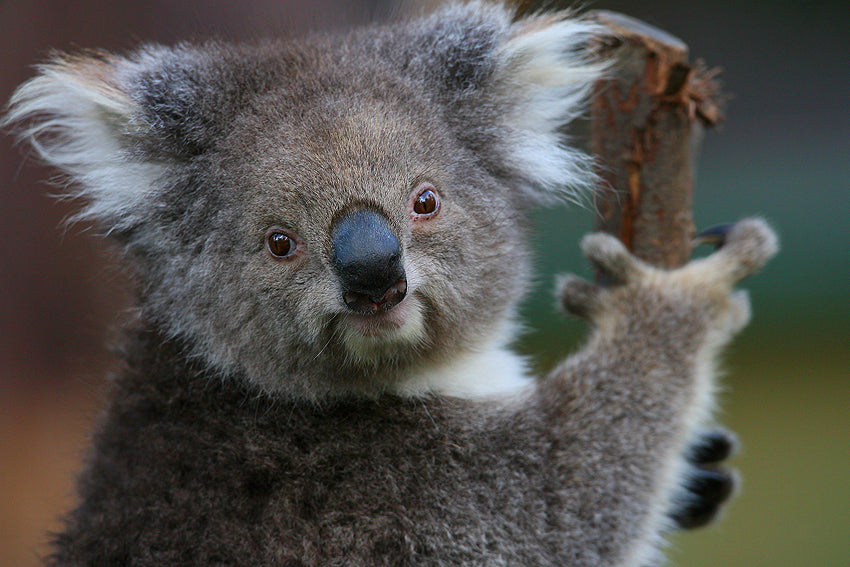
[4,1,777,566]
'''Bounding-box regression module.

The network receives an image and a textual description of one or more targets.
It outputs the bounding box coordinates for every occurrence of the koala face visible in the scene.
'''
[190,92,524,395]
[169,77,531,397]
[6,2,604,399]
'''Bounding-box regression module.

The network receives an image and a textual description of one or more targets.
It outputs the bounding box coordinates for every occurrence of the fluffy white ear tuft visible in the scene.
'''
[3,53,163,232]
[495,14,607,205]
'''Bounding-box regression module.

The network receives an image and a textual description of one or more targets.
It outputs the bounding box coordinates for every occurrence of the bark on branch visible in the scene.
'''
[587,11,725,269]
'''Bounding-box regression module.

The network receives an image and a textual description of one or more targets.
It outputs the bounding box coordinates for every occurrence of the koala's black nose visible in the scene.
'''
[332,209,406,314]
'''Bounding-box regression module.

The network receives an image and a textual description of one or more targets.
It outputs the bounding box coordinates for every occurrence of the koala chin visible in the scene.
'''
[338,292,428,362]
[5,1,777,566]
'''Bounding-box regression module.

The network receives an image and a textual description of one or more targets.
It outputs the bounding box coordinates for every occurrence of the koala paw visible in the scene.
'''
[668,428,739,530]
[687,218,779,289]
[557,218,778,327]
[555,233,642,320]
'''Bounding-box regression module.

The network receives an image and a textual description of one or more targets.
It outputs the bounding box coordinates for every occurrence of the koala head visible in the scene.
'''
[5,2,604,399]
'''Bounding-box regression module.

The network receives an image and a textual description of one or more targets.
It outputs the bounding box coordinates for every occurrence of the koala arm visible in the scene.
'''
[512,218,778,566]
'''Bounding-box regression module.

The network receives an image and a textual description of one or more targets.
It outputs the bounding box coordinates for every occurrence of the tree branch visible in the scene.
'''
[587,11,725,269]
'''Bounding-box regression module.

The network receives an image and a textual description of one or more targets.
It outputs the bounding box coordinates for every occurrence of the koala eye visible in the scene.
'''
[266,228,299,259]
[410,184,440,220]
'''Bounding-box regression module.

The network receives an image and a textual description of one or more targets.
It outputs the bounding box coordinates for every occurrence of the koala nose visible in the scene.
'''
[331,209,407,314]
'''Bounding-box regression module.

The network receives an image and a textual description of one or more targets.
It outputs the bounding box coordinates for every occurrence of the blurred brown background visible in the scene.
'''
[1,1,848,566]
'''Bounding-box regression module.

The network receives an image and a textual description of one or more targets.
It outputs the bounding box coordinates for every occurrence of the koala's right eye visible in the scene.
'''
[266,228,300,260]
[409,183,441,220]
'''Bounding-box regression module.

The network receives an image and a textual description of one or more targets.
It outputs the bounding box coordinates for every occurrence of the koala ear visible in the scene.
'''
[493,13,606,204]
[3,46,234,234]
[407,3,606,205]
[3,51,161,232]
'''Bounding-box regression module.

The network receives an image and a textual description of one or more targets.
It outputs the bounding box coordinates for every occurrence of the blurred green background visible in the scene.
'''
[1,1,847,566]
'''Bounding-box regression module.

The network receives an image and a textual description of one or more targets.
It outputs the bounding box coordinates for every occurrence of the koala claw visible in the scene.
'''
[686,427,738,464]
[693,223,734,249]
[670,466,738,529]
[669,427,739,530]
[691,218,779,286]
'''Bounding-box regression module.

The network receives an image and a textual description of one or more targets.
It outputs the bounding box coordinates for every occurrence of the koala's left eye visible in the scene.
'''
[266,227,301,260]
[410,184,440,220]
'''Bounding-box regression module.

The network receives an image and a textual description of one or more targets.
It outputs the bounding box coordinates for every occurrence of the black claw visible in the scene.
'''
[670,467,736,529]
[669,493,721,530]
[693,223,734,249]
[691,467,735,502]
[686,428,737,465]
[668,428,739,531]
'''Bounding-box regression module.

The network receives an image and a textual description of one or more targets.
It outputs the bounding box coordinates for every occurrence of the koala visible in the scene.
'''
[5,1,777,566]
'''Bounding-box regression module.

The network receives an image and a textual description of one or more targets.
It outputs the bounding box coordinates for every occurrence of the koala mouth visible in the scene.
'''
[336,292,426,360]
[343,296,413,338]
[342,278,408,315]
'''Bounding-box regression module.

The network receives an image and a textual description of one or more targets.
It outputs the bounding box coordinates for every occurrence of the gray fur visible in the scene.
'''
[4,2,777,565]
